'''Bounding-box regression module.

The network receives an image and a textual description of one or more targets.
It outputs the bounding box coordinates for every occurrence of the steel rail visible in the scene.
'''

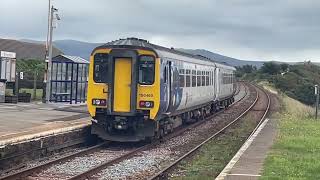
[1,82,249,180]
[68,82,250,180]
[234,82,242,96]
[0,142,109,180]
[246,84,271,141]
[148,83,266,180]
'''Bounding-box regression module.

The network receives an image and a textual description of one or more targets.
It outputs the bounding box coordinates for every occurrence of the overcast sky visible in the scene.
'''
[0,0,319,61]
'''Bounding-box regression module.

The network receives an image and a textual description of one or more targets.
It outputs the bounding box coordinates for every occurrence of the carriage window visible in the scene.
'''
[138,56,155,85]
[209,71,211,86]
[186,70,191,87]
[197,71,201,86]
[206,72,210,86]
[94,53,109,83]
[179,69,185,87]
[164,66,167,83]
[192,70,196,87]
[202,71,206,86]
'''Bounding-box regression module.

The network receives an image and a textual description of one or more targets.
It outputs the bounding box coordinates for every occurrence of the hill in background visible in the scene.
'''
[53,40,103,60]
[0,38,61,60]
[20,39,266,66]
[20,39,103,60]
[177,49,265,68]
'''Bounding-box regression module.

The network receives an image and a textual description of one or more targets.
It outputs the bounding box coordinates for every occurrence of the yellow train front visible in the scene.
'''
[87,38,236,142]
[87,39,161,142]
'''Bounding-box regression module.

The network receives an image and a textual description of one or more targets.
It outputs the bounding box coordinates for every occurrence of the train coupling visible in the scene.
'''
[114,116,128,130]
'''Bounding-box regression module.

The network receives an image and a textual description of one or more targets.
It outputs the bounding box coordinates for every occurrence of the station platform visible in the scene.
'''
[216,118,277,180]
[0,102,91,146]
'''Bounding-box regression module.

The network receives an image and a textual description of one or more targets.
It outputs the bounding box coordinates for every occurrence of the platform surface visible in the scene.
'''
[0,102,91,145]
[217,118,277,180]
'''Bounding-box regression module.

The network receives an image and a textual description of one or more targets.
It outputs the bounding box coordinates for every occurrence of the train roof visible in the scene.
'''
[95,37,235,70]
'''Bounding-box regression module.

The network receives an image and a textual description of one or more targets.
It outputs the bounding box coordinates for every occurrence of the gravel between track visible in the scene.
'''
[92,82,257,180]
[2,83,252,180]
[24,144,138,180]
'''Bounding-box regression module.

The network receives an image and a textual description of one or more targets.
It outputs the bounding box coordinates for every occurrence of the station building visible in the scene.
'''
[49,55,89,104]
[0,51,16,103]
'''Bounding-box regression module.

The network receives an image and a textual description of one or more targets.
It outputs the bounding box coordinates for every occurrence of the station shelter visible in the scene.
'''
[0,51,16,103]
[50,55,89,104]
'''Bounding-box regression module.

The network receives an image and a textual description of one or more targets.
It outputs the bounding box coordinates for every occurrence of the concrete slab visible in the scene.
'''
[0,117,91,146]
[0,102,90,144]
[216,118,277,180]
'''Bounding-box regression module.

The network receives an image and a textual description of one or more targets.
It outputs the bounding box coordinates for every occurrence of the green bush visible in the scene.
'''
[238,62,320,105]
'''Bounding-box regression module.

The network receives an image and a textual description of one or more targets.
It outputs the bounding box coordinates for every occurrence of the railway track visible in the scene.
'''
[70,83,250,180]
[234,82,242,96]
[149,83,270,180]
[1,82,250,180]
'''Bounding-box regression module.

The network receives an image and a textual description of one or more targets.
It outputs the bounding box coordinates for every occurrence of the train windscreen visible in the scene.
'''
[138,56,155,85]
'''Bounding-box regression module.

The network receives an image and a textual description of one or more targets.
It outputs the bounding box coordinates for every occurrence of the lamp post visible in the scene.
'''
[45,2,60,103]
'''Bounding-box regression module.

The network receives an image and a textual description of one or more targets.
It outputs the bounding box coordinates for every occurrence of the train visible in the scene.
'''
[87,38,236,142]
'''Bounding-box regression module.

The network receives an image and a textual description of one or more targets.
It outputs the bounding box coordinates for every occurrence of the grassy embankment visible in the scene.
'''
[261,86,320,179]
[171,107,259,179]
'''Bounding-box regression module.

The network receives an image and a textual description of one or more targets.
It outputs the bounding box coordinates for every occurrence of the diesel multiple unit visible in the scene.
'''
[87,38,236,142]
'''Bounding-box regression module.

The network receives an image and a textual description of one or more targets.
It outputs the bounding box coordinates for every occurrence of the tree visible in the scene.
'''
[235,65,257,77]
[16,59,45,100]
[261,62,281,75]
[280,63,289,72]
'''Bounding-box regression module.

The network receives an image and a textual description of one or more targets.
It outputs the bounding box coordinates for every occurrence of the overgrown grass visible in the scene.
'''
[261,95,320,179]
[171,116,257,180]
[258,81,278,95]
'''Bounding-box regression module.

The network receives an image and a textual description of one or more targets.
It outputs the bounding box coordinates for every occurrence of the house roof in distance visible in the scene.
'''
[52,54,89,64]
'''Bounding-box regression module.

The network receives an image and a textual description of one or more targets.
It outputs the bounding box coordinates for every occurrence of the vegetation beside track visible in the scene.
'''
[237,62,320,105]
[261,91,320,179]
[170,115,257,179]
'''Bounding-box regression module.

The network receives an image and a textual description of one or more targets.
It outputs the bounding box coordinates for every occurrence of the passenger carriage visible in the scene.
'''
[87,38,236,142]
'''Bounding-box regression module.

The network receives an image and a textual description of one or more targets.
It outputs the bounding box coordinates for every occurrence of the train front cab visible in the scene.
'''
[87,48,160,142]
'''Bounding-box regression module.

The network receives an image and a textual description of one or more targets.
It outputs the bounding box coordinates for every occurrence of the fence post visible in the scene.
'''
[315,85,319,119]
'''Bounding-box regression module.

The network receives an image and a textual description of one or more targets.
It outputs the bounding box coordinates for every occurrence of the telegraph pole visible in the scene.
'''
[315,85,319,119]
[44,2,60,103]
[44,0,51,103]
[46,0,51,51]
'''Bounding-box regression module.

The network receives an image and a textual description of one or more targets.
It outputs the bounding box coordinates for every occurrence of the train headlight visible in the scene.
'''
[139,101,154,108]
[92,99,107,106]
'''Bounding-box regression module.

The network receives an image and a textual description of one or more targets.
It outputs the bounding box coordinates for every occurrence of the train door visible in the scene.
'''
[113,58,132,112]
[163,61,170,112]
[213,68,216,100]
[215,68,220,98]
[167,61,173,111]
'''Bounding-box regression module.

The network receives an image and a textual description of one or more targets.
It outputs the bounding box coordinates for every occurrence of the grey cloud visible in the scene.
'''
[0,0,320,61]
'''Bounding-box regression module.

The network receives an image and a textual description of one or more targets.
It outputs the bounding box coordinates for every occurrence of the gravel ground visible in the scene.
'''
[31,148,132,180]
[92,83,256,180]
[0,147,85,178]
[94,148,177,180]
[1,143,142,180]
[168,84,272,178]
[4,83,252,180]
